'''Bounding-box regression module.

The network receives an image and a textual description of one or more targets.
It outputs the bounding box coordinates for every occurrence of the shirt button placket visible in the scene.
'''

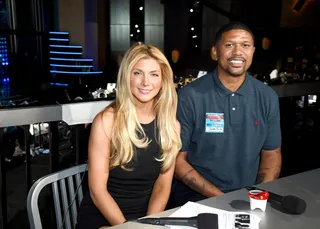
[230,93,236,124]
[231,94,236,111]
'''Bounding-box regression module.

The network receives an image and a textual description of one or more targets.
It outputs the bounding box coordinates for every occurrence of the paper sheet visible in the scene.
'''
[167,202,261,229]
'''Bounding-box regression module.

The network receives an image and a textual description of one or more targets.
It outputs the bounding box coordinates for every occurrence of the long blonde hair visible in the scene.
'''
[108,43,181,172]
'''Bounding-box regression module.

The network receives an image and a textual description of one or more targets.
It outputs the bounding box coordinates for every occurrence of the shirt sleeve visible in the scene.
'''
[262,90,282,150]
[177,88,195,152]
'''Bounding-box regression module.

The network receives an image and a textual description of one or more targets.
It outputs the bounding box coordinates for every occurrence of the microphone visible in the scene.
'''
[246,186,307,214]
[137,213,218,229]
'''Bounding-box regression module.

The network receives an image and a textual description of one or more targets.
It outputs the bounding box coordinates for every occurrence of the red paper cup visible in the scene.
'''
[248,190,269,211]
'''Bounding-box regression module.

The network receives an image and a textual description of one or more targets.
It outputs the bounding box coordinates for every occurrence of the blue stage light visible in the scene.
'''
[49,31,69,35]
[50,82,69,86]
[50,45,82,48]
[50,70,103,74]
[50,57,93,61]
[50,64,93,68]
[50,51,82,55]
[49,38,69,41]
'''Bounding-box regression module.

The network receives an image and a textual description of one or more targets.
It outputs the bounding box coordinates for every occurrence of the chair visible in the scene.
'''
[27,164,88,229]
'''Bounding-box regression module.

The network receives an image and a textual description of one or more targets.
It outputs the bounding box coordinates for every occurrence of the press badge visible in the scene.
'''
[205,113,224,133]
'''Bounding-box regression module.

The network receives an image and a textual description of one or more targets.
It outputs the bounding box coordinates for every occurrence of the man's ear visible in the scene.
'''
[211,46,218,61]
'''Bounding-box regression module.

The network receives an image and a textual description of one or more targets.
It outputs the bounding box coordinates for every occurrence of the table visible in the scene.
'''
[111,168,320,229]
[270,81,320,98]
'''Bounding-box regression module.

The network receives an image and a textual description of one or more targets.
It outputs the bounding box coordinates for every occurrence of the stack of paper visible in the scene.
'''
[168,202,261,229]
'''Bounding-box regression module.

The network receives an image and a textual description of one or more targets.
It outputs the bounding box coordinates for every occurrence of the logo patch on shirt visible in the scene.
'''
[205,113,224,133]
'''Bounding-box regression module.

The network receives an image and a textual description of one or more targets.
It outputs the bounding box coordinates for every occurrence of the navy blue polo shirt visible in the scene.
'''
[176,69,281,193]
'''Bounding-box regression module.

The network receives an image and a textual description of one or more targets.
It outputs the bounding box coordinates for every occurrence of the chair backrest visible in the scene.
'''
[27,164,88,229]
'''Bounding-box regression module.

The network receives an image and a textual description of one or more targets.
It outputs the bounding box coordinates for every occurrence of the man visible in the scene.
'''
[174,22,282,206]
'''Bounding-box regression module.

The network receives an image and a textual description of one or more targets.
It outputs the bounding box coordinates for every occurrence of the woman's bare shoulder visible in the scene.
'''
[101,106,115,122]
[92,107,116,137]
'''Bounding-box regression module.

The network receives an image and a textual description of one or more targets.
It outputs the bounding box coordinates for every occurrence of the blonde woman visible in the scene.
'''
[76,43,181,229]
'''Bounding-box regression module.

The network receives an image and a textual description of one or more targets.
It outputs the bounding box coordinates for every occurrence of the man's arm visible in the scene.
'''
[256,147,282,184]
[175,88,223,198]
[175,151,224,197]
[257,88,282,184]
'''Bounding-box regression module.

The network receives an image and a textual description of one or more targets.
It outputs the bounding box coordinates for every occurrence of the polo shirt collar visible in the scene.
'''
[212,68,252,97]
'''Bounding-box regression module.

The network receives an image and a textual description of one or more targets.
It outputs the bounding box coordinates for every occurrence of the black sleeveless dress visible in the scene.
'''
[76,120,161,229]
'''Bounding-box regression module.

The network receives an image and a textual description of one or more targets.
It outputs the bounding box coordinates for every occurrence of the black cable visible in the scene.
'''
[59,162,88,229]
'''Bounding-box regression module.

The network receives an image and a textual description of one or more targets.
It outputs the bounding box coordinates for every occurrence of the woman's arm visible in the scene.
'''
[147,158,175,215]
[88,109,126,225]
[146,121,180,215]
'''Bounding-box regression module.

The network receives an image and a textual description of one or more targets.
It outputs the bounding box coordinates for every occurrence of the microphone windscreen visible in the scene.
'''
[282,195,307,214]
[197,213,218,229]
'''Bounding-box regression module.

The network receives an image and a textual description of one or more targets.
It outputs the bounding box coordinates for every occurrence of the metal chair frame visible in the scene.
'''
[27,164,88,229]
